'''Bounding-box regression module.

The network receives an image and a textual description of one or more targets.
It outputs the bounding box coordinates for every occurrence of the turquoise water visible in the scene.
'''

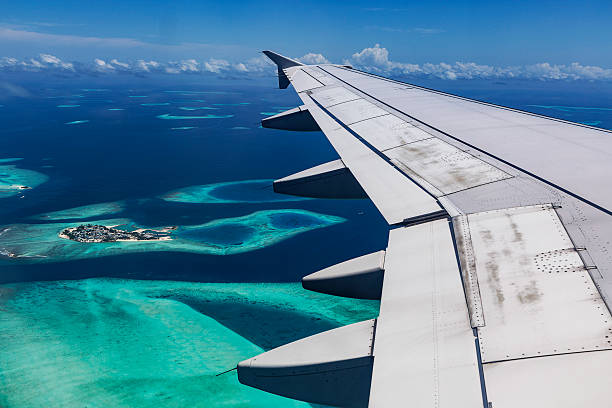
[0,279,379,408]
[157,113,234,120]
[65,120,89,125]
[160,179,308,204]
[0,210,345,263]
[178,106,219,111]
[0,164,48,198]
[34,201,125,220]
[526,104,612,112]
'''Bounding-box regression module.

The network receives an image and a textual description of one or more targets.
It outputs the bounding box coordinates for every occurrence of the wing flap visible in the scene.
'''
[484,351,612,408]
[369,219,483,407]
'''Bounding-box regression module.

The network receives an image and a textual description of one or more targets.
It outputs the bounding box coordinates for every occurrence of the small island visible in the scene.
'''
[59,224,174,243]
[0,184,30,191]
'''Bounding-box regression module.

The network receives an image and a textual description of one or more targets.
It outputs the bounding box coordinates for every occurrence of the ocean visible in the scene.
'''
[0,72,611,407]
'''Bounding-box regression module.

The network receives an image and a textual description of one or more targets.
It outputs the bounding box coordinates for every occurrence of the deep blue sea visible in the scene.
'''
[1,73,611,407]
[2,75,611,284]
[0,74,391,284]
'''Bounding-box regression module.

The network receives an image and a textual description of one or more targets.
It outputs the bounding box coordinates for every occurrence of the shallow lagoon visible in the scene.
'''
[161,179,308,204]
[178,106,219,111]
[65,120,89,125]
[34,201,126,220]
[157,113,234,120]
[0,209,345,263]
[0,164,48,198]
[0,278,379,407]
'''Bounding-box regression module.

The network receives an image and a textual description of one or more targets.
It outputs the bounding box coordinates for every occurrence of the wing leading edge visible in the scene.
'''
[236,51,612,408]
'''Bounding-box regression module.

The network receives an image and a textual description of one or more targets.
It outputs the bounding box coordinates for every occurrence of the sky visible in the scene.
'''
[2,0,612,80]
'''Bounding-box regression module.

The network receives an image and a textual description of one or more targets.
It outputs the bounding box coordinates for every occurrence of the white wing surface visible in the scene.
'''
[237,51,612,408]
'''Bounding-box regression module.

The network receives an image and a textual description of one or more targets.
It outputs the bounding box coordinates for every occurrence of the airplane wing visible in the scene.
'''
[237,51,612,408]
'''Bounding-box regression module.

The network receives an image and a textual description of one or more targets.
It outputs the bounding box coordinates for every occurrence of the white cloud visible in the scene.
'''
[298,53,330,64]
[110,59,129,69]
[91,58,132,73]
[241,55,274,72]
[39,54,61,64]
[93,58,114,71]
[135,60,161,72]
[0,53,75,72]
[233,63,248,72]
[165,59,200,74]
[27,58,43,68]
[347,44,612,81]
[0,57,17,66]
[202,58,230,73]
[351,44,394,71]
[1,46,612,82]
[38,53,73,70]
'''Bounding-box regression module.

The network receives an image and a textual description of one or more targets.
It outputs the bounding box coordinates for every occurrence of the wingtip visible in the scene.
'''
[261,51,303,69]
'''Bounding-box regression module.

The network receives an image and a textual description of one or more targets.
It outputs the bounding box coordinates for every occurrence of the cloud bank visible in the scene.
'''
[297,53,330,65]
[2,44,612,81]
[344,44,612,81]
[347,44,612,81]
[0,54,275,76]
